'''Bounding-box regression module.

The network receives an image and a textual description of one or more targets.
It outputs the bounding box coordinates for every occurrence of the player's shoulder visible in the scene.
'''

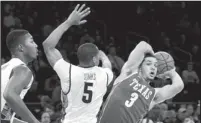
[96,66,113,73]
[13,65,32,75]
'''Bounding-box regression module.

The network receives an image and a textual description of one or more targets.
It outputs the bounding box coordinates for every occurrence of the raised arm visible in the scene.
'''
[121,41,154,74]
[99,50,112,70]
[153,69,184,104]
[42,4,90,67]
[3,65,39,123]
[99,50,114,85]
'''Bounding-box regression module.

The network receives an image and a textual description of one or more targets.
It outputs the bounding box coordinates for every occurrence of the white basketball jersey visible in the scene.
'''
[1,58,33,121]
[53,59,113,123]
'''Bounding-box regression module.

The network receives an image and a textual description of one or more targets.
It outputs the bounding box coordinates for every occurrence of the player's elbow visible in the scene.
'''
[3,91,15,102]
[139,41,147,45]
[175,83,184,93]
[42,41,53,50]
[138,41,152,52]
[42,41,48,49]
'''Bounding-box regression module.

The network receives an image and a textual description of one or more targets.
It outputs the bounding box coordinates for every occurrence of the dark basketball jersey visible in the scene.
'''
[98,72,156,123]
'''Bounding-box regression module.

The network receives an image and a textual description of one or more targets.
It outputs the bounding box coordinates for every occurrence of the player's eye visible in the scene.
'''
[146,63,151,66]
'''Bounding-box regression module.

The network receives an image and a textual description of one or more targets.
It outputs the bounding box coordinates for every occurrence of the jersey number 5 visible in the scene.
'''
[82,82,93,103]
[125,92,139,107]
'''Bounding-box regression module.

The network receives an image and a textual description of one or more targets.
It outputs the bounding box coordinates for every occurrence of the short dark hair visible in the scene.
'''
[145,53,155,58]
[139,53,156,67]
[77,43,99,63]
[6,29,29,53]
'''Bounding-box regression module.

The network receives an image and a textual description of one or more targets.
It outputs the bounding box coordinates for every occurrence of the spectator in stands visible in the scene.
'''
[161,36,175,57]
[179,34,189,51]
[107,46,125,76]
[193,104,200,123]
[191,45,200,70]
[176,107,187,123]
[183,117,195,123]
[108,36,116,46]
[141,117,154,123]
[40,95,52,111]
[41,112,51,123]
[147,104,163,123]
[51,82,61,105]
[44,74,60,98]
[160,103,168,113]
[35,51,55,95]
[44,104,55,117]
[182,62,199,101]
[186,104,195,118]
[95,35,105,50]
[182,62,199,84]
[80,29,95,45]
[42,24,54,38]
[3,4,15,28]
[162,110,177,123]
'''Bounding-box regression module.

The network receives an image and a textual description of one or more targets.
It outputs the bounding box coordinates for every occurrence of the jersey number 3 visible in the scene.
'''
[82,82,93,103]
[125,92,139,107]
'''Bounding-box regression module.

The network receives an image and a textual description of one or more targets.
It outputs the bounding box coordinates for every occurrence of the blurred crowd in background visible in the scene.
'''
[1,1,200,123]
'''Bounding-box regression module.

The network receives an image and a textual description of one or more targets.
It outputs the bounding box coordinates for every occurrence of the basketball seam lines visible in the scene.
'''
[160,53,169,74]
[157,60,174,67]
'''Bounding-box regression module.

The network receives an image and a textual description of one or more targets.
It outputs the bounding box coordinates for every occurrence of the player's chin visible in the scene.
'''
[148,75,155,80]
[32,54,38,59]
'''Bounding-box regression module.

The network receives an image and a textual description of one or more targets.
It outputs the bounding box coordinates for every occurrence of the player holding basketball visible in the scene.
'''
[98,41,184,123]
[42,4,113,123]
[1,30,40,123]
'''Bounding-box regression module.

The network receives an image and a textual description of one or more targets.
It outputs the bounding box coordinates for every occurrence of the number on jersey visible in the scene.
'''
[125,92,139,107]
[82,82,93,103]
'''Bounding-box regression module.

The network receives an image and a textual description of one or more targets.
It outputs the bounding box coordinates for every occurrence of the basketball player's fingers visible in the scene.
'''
[74,4,80,11]
[79,20,87,25]
[80,7,90,17]
[81,10,91,19]
[78,4,86,12]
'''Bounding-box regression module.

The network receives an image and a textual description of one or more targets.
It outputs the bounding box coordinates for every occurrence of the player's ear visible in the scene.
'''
[92,56,96,63]
[17,44,24,52]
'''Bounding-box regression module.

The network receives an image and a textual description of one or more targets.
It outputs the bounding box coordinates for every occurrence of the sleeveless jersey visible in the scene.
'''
[98,72,156,123]
[1,58,34,122]
[53,59,113,123]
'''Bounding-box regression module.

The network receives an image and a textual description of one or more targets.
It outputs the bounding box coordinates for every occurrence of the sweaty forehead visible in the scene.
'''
[24,33,33,39]
[144,57,158,63]
[20,33,33,43]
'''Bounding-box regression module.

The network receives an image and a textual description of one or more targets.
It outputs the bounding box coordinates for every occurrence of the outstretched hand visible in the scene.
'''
[67,4,91,26]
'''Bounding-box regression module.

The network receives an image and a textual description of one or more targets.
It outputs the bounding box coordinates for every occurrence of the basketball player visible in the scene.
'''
[1,29,40,123]
[98,41,184,123]
[42,4,113,123]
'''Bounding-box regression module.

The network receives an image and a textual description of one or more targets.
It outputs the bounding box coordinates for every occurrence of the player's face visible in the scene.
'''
[22,33,38,60]
[187,64,193,71]
[141,57,158,80]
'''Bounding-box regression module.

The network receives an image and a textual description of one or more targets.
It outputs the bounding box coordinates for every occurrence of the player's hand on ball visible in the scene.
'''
[157,68,176,79]
[67,4,91,26]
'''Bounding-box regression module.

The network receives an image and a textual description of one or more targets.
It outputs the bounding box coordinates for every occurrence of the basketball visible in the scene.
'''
[154,51,175,75]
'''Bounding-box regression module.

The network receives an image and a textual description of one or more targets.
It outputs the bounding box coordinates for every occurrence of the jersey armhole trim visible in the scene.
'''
[106,72,109,86]
[62,64,72,95]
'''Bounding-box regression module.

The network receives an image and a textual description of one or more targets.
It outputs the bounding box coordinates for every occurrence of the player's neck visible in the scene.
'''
[12,54,31,65]
[139,72,151,84]
[79,62,95,68]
